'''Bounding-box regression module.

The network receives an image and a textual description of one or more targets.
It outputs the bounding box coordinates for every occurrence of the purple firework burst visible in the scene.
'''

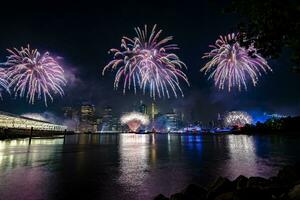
[5,45,66,106]
[103,25,189,99]
[0,68,9,98]
[201,33,272,91]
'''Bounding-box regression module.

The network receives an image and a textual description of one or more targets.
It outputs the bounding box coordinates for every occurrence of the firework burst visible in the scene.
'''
[201,33,272,91]
[103,25,189,99]
[0,68,9,98]
[120,112,149,132]
[224,111,253,127]
[5,45,66,106]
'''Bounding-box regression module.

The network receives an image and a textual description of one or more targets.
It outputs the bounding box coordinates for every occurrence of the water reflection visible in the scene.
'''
[183,135,202,152]
[118,134,151,189]
[64,133,119,145]
[0,139,63,172]
[0,166,53,200]
[0,134,299,200]
[223,135,257,178]
[0,138,63,200]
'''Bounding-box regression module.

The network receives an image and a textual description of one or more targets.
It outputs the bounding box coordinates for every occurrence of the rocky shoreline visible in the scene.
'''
[154,166,300,200]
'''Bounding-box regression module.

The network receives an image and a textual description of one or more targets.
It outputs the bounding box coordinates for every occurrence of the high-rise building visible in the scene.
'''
[165,112,178,131]
[150,102,158,121]
[139,101,147,115]
[79,103,97,133]
[216,113,223,128]
[104,106,112,115]
[173,108,185,129]
[63,107,73,118]
[101,106,114,131]
[62,106,80,132]
[81,104,95,120]
[111,117,121,131]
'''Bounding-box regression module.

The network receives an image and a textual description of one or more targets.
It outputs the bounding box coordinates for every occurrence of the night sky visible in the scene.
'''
[0,1,299,122]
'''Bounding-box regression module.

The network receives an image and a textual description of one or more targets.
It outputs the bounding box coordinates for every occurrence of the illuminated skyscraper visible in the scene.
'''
[79,103,97,133]
[165,112,178,131]
[150,102,158,121]
[216,113,223,128]
[62,106,80,132]
[101,106,114,131]
[139,101,147,115]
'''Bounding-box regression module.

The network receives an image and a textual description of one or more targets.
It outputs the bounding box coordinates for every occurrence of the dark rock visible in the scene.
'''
[267,176,291,197]
[277,166,300,185]
[289,184,300,200]
[170,193,185,200]
[295,180,300,186]
[247,176,270,189]
[215,192,234,200]
[153,166,300,200]
[266,186,290,198]
[154,194,169,200]
[234,187,273,200]
[207,177,234,199]
[233,175,248,190]
[268,176,280,185]
[183,184,207,200]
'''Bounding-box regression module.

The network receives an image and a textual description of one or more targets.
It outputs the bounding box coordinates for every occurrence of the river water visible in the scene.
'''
[0,133,299,200]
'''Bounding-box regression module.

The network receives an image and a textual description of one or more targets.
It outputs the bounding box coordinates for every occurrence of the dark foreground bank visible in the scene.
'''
[154,166,300,200]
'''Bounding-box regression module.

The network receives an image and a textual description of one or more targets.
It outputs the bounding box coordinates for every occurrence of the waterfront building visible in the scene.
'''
[0,111,66,131]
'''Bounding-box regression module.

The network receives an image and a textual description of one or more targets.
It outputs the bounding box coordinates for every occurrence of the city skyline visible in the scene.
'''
[0,1,299,122]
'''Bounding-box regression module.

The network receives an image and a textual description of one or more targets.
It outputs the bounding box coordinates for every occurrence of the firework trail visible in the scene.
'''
[224,111,253,127]
[0,68,9,98]
[4,45,66,106]
[120,112,149,132]
[201,33,272,91]
[103,25,189,99]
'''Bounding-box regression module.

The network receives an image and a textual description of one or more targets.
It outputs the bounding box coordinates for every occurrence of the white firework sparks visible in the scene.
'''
[103,25,189,99]
[224,111,253,127]
[201,33,272,91]
[0,68,9,98]
[5,45,66,106]
[120,112,150,132]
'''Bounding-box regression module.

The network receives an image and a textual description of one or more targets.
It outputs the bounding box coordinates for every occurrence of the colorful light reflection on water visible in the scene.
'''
[0,134,299,200]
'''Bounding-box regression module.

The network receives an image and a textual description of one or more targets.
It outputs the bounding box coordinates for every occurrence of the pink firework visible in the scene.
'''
[120,112,149,132]
[103,25,189,99]
[201,33,272,91]
[0,68,9,98]
[5,45,66,106]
